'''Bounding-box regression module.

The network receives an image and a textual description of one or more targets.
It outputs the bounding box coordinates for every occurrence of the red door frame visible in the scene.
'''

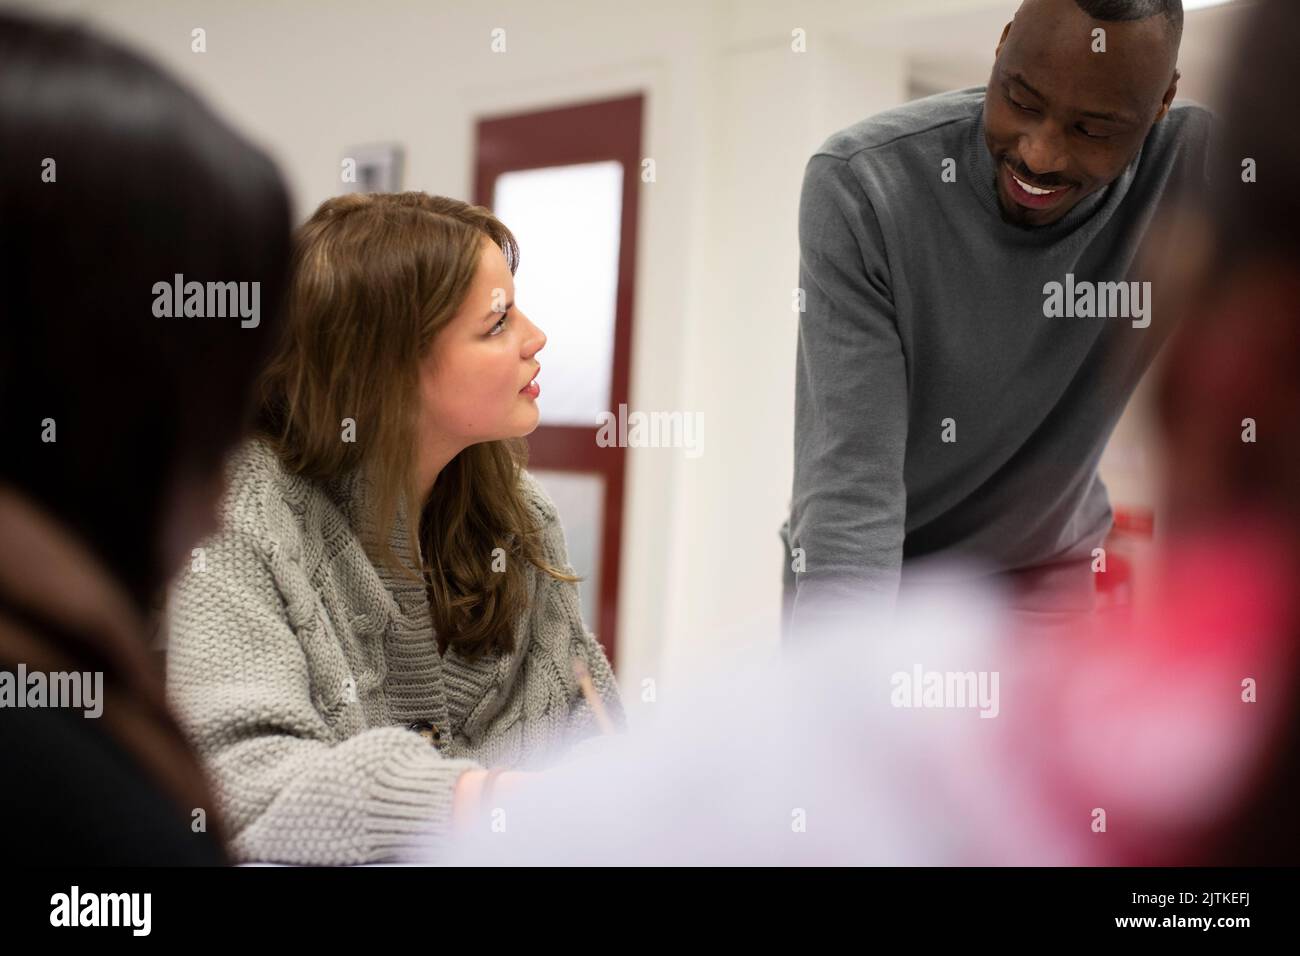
[474,94,644,668]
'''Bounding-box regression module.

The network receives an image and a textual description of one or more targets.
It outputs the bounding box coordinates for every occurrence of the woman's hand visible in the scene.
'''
[451,769,539,831]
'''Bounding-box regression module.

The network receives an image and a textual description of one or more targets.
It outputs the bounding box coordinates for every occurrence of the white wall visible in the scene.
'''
[659,32,905,681]
[18,0,1256,715]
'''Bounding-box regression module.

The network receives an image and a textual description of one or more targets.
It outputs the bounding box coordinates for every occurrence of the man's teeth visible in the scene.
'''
[1013,173,1064,196]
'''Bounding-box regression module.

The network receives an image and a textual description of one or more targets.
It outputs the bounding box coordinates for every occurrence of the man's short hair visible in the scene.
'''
[1074,0,1184,44]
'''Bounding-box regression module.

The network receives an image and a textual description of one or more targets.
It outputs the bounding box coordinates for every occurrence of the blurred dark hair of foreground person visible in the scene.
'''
[1148,0,1300,864]
[1028,0,1300,865]
[0,11,291,864]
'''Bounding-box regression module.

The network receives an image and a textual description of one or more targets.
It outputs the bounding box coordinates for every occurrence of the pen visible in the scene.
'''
[571,657,616,735]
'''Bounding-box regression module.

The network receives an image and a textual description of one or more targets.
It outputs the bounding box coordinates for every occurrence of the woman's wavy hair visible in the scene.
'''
[257,192,574,660]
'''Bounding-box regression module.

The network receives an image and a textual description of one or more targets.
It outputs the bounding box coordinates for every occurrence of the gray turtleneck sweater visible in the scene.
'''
[783,86,1212,633]
[165,438,624,864]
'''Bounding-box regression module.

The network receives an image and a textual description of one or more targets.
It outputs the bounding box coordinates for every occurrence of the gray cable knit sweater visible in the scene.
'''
[165,437,624,865]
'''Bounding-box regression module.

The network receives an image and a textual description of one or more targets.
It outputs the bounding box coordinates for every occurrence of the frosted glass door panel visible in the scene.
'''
[492,161,623,427]
[529,468,605,634]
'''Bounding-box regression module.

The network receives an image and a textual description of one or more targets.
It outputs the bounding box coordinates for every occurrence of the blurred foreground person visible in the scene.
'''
[443,0,1298,866]
[0,12,290,863]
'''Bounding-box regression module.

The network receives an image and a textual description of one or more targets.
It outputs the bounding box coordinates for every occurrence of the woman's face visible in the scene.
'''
[418,237,546,457]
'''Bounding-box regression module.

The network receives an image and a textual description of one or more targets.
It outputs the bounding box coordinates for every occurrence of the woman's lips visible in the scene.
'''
[519,363,540,399]
[1001,162,1074,211]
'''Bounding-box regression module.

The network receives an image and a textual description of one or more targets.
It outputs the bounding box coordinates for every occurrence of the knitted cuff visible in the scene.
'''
[364,747,482,862]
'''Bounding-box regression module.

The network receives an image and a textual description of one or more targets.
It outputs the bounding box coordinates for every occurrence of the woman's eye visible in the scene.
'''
[488,312,508,336]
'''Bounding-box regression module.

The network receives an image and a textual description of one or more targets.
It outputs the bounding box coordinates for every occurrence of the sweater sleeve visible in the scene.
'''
[788,152,909,639]
[165,527,481,865]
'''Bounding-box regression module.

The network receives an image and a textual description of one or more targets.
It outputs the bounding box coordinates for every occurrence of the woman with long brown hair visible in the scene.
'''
[166,191,623,865]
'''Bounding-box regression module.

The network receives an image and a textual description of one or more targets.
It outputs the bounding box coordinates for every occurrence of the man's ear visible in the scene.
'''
[1154,68,1180,123]
[995,21,1012,59]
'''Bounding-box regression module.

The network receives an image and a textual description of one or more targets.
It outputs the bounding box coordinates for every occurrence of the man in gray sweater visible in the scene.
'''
[783,0,1211,636]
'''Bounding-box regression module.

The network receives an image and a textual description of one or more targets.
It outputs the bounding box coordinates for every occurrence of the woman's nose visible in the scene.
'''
[522,313,546,356]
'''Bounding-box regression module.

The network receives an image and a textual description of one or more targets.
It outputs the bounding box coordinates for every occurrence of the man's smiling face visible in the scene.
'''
[984,0,1181,227]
